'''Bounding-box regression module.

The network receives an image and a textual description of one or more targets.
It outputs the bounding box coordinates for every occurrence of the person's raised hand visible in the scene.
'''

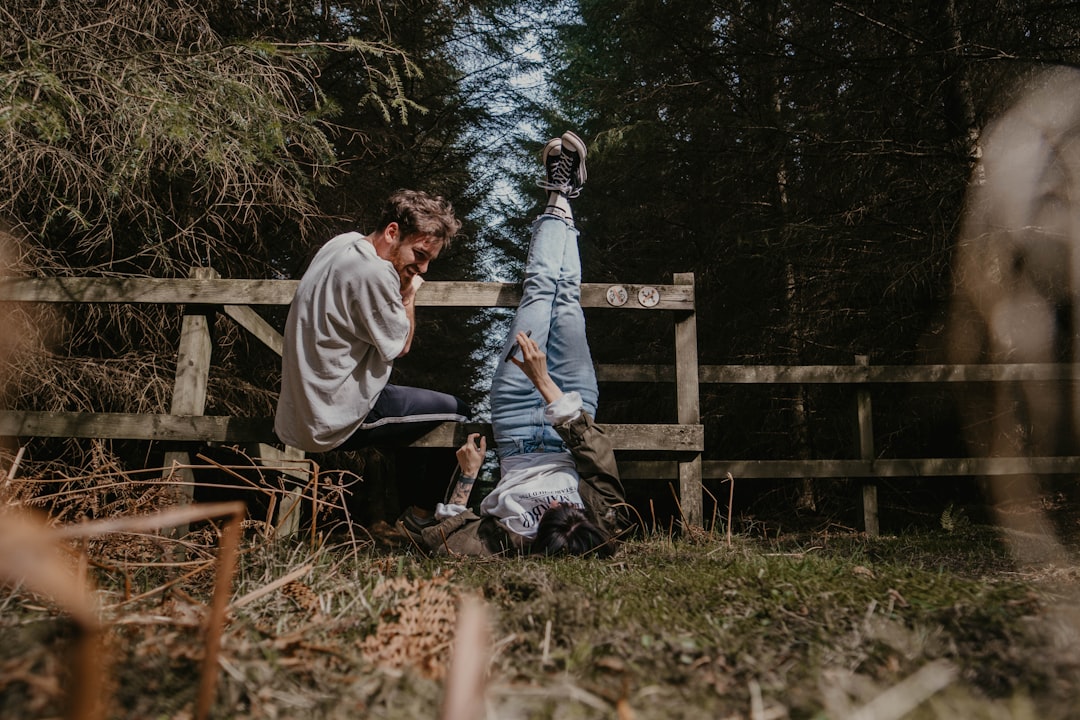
[455,433,486,478]
[509,330,548,384]
[510,331,564,404]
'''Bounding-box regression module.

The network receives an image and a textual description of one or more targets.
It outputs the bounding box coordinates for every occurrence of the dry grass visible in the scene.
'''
[2,459,1080,720]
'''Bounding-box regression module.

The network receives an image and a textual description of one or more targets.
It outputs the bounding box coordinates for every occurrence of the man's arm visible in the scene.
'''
[397,275,423,357]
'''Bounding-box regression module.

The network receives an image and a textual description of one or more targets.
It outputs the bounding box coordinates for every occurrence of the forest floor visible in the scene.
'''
[2,493,1080,720]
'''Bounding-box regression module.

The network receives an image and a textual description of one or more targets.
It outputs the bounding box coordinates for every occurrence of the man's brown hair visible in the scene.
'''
[377,189,461,249]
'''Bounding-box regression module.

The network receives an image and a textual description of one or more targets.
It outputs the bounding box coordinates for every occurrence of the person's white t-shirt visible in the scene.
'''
[479,452,585,538]
[437,392,586,539]
[275,232,409,452]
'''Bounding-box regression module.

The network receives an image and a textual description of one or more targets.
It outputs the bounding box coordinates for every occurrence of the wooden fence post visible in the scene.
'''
[674,272,703,527]
[855,355,879,536]
[163,267,218,518]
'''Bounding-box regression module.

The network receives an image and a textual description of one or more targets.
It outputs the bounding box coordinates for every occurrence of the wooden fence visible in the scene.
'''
[4,272,1079,534]
[684,358,1080,535]
[0,270,705,523]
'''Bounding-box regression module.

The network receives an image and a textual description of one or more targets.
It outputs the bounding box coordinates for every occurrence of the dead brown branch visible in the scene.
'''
[2,500,247,720]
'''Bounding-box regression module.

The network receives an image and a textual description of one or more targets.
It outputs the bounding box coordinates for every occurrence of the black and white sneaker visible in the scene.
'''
[537,131,587,197]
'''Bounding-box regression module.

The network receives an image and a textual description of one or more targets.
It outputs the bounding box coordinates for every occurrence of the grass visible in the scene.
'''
[2,516,1079,719]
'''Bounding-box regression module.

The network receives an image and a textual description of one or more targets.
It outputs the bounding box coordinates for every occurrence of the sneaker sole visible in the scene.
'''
[560,131,587,160]
[560,131,587,189]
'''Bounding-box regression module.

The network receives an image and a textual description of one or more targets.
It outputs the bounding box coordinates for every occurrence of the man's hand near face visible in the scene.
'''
[397,274,423,357]
[401,273,424,304]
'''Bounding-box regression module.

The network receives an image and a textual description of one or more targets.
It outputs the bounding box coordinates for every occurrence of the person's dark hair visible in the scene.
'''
[532,504,614,557]
[377,189,461,249]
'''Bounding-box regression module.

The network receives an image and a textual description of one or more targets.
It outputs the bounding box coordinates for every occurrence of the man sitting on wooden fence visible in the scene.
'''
[274,190,471,454]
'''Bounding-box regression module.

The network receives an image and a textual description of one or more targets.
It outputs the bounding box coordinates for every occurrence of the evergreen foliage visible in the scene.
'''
[0,0,507,477]
[534,1,1080,507]
[6,0,1080,520]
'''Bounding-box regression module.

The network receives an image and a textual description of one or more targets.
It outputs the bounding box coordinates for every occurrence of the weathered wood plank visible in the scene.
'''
[0,277,298,305]
[701,363,1080,384]
[0,412,274,442]
[365,421,706,452]
[164,268,215,511]
[0,278,695,310]
[606,424,703,452]
[596,364,675,382]
[0,412,221,441]
[673,272,702,526]
[222,305,284,356]
[0,412,704,451]
[855,355,879,536]
[610,456,1080,481]
[169,269,215,417]
[603,363,1080,385]
[706,457,1080,479]
[421,282,695,310]
[581,284,695,311]
[622,460,876,481]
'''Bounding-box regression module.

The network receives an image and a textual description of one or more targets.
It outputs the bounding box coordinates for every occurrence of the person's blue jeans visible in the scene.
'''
[490,214,598,459]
